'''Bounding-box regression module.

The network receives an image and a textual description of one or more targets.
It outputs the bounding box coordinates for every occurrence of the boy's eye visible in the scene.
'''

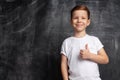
[72,17,87,19]
[82,17,86,19]
[73,17,78,19]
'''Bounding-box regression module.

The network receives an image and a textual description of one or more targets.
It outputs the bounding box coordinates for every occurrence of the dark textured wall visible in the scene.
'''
[0,0,120,80]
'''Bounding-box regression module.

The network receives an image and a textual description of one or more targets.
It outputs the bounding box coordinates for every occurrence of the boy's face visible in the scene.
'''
[71,10,90,32]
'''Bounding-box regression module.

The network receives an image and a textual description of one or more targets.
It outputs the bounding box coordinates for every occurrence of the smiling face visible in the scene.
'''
[71,10,90,33]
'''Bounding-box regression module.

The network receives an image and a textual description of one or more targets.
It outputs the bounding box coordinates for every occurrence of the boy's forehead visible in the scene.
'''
[72,10,88,16]
[73,10,87,13]
[72,10,89,19]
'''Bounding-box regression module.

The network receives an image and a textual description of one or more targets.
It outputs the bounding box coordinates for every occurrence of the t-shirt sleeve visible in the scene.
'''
[95,37,104,52]
[61,40,67,56]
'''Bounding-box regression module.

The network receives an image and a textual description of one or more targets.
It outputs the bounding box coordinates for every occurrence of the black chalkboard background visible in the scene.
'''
[0,0,120,80]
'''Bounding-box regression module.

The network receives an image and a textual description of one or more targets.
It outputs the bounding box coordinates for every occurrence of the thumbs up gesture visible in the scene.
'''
[80,44,91,60]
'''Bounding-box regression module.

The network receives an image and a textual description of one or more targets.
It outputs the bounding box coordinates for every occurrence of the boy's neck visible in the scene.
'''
[74,31,87,38]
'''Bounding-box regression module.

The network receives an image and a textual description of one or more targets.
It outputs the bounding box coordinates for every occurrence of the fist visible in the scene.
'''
[80,44,91,60]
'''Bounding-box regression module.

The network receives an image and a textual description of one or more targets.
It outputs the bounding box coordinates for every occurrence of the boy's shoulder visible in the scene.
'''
[63,36,73,42]
[87,34,99,40]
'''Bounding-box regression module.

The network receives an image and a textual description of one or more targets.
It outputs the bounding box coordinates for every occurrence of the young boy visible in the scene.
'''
[61,5,109,80]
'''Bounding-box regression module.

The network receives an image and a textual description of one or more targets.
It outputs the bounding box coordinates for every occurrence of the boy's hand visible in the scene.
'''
[80,44,91,60]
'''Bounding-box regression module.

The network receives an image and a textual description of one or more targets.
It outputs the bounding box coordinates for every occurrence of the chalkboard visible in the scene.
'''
[0,0,120,80]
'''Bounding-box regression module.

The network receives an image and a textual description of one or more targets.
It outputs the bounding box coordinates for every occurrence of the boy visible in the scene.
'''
[61,5,109,80]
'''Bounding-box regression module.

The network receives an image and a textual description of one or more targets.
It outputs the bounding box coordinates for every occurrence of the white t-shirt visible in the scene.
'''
[61,34,103,80]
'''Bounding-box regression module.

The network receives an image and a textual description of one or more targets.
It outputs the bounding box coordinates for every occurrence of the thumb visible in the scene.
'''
[85,44,89,50]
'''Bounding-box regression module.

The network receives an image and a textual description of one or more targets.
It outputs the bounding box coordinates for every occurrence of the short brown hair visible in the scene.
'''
[71,5,90,19]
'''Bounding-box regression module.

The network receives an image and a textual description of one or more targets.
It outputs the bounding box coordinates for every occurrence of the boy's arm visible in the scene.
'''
[80,44,109,64]
[89,48,109,64]
[61,54,69,80]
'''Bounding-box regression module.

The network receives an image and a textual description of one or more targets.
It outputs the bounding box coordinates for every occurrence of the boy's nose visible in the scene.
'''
[77,18,82,22]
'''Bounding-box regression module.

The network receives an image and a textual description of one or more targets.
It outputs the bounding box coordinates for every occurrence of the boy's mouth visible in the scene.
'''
[76,23,83,27]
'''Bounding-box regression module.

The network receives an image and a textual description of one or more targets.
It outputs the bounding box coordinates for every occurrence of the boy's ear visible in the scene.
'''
[70,19,73,24]
[87,19,91,26]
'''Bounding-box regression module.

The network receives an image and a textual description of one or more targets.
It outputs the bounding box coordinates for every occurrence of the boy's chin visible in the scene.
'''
[75,29,84,32]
